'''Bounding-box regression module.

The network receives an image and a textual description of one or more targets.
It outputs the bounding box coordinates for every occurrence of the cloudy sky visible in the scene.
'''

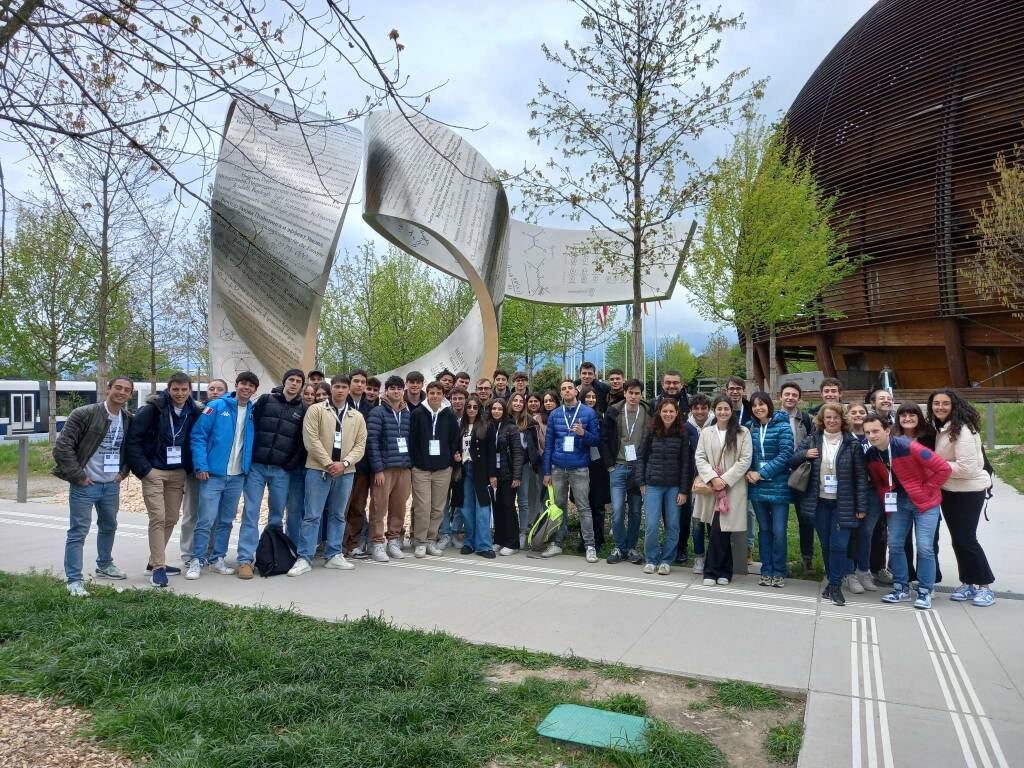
[330,0,874,353]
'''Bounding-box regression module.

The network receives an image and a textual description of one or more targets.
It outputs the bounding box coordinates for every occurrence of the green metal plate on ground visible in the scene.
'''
[537,704,649,753]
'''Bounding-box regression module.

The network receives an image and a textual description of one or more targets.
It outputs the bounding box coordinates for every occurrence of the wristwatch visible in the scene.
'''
[342,460,351,469]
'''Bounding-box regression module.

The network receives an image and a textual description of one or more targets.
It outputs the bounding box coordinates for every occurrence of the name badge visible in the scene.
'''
[496,453,502,469]
[624,444,637,462]
[562,435,575,452]
[103,453,119,473]
[429,439,441,456]
[334,431,342,450]
[824,474,838,494]
[884,491,897,513]
[590,446,601,461]
[397,437,408,454]
[166,446,182,465]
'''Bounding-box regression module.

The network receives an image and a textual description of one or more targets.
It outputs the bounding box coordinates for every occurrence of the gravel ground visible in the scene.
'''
[0,694,134,768]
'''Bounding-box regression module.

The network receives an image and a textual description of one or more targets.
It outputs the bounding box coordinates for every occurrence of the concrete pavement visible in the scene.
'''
[0,479,1021,768]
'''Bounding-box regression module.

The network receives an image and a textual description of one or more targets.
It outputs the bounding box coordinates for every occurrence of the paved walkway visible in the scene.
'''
[0,477,1021,768]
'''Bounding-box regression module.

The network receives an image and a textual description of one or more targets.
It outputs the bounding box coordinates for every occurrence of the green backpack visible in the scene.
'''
[526,485,564,552]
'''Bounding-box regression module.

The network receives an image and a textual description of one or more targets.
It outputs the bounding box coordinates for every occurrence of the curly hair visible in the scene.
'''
[926,388,981,440]
[813,402,851,433]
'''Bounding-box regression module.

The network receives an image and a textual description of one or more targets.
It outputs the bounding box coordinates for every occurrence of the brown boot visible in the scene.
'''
[237,563,254,580]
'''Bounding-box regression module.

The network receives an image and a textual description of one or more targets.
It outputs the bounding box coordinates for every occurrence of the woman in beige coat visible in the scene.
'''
[694,394,752,585]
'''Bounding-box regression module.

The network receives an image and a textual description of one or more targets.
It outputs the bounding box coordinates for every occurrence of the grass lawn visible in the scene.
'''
[990,447,1024,494]
[983,402,1024,446]
[0,442,54,474]
[0,571,798,768]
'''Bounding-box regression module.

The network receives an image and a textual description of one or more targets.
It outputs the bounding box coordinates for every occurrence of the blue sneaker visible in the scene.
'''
[972,587,996,607]
[950,584,975,602]
[914,589,932,610]
[881,586,912,604]
[149,567,168,588]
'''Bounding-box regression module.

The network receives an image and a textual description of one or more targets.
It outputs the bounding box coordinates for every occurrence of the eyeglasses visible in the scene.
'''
[466,404,479,410]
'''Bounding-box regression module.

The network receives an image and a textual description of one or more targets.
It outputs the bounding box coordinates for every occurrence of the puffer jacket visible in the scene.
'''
[125,390,199,477]
[250,387,306,469]
[865,436,952,513]
[494,421,524,482]
[635,430,691,489]
[748,411,795,504]
[347,394,375,474]
[366,400,413,473]
[790,431,869,528]
[542,402,600,474]
[190,394,255,476]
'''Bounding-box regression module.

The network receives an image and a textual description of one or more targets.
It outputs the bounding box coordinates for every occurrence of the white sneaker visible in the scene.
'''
[845,574,865,595]
[856,569,878,592]
[657,563,671,576]
[414,545,427,559]
[370,543,389,563]
[585,546,598,563]
[185,560,202,580]
[66,581,90,597]
[702,578,715,586]
[437,534,451,550]
[208,558,235,575]
[426,543,444,556]
[325,555,355,570]
[387,540,405,559]
[541,543,562,558]
[643,563,656,574]
[499,546,515,556]
[692,556,705,574]
[716,577,730,586]
[287,559,312,577]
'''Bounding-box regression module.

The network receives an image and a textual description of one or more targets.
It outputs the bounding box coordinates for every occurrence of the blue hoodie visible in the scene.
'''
[189,393,255,476]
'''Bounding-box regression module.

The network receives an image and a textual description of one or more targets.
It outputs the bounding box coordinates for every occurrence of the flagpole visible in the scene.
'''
[653,302,659,395]
[642,312,647,397]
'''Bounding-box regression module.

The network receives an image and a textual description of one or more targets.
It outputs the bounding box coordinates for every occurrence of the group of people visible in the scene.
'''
[54,363,997,611]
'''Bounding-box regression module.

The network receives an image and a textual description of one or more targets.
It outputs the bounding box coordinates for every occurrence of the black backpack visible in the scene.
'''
[254,526,298,577]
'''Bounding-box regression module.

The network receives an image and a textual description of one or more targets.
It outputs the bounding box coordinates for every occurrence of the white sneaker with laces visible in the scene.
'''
[585,546,598,563]
[437,534,451,550]
[325,555,355,570]
[370,543,390,563]
[657,563,671,576]
[855,569,877,592]
[66,581,90,597]
[716,577,729,586]
[541,543,562,558]
[845,574,865,595]
[702,578,715,586]
[692,556,705,574]
[426,543,444,556]
[414,545,427,558]
[387,540,405,559]
[185,560,202,580]
[209,558,235,575]
[643,563,656,574]
[94,563,127,580]
[499,547,516,556]
[287,559,312,577]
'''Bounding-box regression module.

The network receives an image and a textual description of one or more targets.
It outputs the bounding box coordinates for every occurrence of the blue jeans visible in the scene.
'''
[813,498,855,586]
[643,485,680,565]
[692,518,707,556]
[439,498,464,538]
[461,462,493,552]
[609,463,642,552]
[855,491,883,571]
[753,500,790,577]
[239,463,292,564]
[281,469,306,546]
[747,502,755,550]
[302,469,354,562]
[887,496,940,592]
[192,474,244,565]
[64,481,119,583]
[517,470,533,532]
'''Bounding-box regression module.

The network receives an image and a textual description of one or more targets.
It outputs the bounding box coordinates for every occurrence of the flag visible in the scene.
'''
[643,303,649,316]
[596,309,606,329]
[626,305,632,319]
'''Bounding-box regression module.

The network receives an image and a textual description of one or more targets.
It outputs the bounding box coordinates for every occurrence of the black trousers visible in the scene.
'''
[798,514,815,561]
[870,513,888,573]
[676,497,694,561]
[493,479,520,549]
[942,489,994,585]
[704,512,733,581]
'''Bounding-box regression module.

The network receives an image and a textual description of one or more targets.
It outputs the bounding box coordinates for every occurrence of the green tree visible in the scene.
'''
[965,141,1024,316]
[499,299,567,375]
[684,118,853,392]
[0,205,96,443]
[530,364,564,396]
[517,0,765,379]
[651,335,698,383]
[696,329,744,383]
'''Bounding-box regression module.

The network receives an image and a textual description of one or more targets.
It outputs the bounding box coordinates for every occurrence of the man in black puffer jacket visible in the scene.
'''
[236,368,307,579]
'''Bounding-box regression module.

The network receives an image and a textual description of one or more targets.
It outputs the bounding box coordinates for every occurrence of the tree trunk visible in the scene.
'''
[743,328,755,386]
[768,325,777,396]
[96,168,111,395]
[48,359,57,446]
[149,269,157,393]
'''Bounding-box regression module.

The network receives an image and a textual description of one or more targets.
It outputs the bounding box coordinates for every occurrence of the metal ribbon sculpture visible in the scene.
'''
[210,100,692,382]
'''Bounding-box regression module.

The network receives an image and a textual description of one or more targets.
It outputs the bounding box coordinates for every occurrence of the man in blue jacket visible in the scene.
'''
[366,375,413,562]
[543,379,601,561]
[185,371,258,580]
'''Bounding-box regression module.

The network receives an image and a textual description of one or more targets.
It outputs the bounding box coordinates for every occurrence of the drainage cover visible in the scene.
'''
[536,704,649,753]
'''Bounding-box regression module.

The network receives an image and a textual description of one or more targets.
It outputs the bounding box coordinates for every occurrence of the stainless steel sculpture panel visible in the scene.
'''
[209,96,361,384]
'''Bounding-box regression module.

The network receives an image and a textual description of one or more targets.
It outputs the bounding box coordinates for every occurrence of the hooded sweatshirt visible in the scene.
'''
[410,400,462,471]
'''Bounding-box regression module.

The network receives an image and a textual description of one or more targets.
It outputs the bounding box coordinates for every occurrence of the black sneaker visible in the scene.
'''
[627,549,642,564]
[831,584,846,606]
[146,563,181,575]
[821,584,832,600]
[477,550,496,559]
[460,544,474,555]
[606,548,623,564]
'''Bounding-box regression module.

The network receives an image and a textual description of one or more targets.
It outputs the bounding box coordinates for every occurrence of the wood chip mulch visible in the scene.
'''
[0,694,135,768]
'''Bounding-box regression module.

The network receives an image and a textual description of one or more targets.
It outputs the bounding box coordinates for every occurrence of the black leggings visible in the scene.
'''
[941,489,994,585]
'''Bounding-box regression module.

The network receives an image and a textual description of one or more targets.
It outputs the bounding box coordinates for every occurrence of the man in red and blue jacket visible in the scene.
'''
[863,415,951,609]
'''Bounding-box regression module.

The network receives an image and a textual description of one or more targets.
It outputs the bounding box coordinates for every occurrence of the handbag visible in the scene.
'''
[691,442,727,496]
[788,460,812,492]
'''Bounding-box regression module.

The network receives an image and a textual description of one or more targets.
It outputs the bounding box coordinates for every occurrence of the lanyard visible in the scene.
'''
[758,422,768,458]
[168,408,186,446]
[822,433,841,469]
[332,403,348,429]
[562,402,581,432]
[105,406,123,449]
[392,407,403,429]
[430,408,440,438]
[886,446,893,487]
[624,407,639,440]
